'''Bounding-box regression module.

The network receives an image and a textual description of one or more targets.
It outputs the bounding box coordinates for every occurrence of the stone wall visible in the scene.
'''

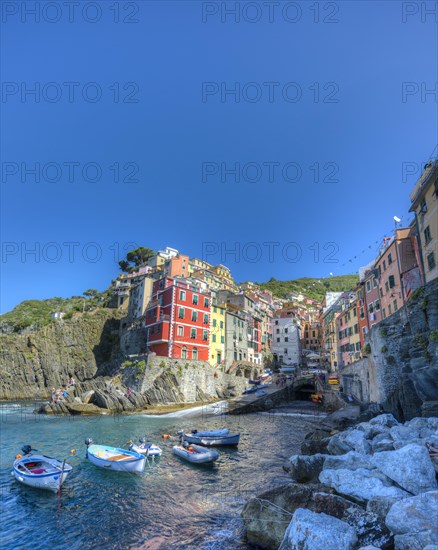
[340,278,438,420]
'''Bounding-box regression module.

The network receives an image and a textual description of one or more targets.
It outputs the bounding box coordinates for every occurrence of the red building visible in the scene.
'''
[145,277,211,361]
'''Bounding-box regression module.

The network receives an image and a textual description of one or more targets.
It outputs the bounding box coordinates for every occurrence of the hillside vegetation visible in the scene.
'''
[259,275,359,301]
[0,293,110,333]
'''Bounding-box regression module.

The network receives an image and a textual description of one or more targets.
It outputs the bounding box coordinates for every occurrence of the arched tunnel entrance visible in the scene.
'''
[293,382,317,401]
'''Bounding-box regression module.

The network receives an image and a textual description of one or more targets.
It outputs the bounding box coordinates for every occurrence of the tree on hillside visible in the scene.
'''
[83,289,99,298]
[118,247,154,272]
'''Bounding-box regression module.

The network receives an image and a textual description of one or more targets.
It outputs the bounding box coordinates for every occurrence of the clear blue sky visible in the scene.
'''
[1,1,437,313]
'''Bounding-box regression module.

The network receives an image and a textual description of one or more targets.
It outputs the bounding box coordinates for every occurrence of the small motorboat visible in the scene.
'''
[248,379,261,385]
[244,384,268,395]
[85,439,146,474]
[12,445,72,493]
[128,437,162,457]
[182,429,240,447]
[172,443,219,464]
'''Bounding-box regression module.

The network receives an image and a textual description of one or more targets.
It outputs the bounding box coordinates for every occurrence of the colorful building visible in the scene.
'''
[209,291,226,367]
[145,277,211,361]
[409,159,438,284]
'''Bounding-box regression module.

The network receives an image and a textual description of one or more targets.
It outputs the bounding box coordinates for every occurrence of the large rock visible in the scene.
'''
[242,483,329,549]
[279,508,358,550]
[366,496,400,523]
[301,429,332,455]
[319,468,409,504]
[327,432,355,455]
[369,414,399,428]
[289,454,326,483]
[81,390,95,404]
[371,433,395,453]
[371,444,438,495]
[312,492,391,549]
[385,491,438,536]
[394,532,438,550]
[323,451,373,471]
[65,402,104,415]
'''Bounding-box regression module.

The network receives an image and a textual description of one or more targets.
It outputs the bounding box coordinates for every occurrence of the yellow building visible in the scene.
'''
[209,294,226,367]
[409,160,438,284]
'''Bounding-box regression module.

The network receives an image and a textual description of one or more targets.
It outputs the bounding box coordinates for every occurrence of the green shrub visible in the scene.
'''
[63,311,74,320]
[136,360,146,374]
[414,334,428,350]
[159,360,166,368]
[430,329,438,343]
[379,327,388,338]
[381,345,387,354]
[386,355,396,365]
[121,360,134,369]
[410,287,425,301]
[364,343,371,355]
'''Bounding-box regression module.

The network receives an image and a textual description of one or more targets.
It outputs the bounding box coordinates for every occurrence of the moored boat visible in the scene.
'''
[12,445,72,493]
[172,443,219,464]
[128,438,162,457]
[183,429,240,447]
[85,439,146,474]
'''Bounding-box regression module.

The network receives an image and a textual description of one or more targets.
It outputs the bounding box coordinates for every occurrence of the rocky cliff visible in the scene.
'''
[0,309,124,400]
[341,278,438,420]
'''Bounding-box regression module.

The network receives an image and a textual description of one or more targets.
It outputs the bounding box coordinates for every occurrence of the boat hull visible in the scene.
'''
[129,443,162,457]
[172,444,219,464]
[184,433,240,446]
[87,445,146,474]
[12,454,72,493]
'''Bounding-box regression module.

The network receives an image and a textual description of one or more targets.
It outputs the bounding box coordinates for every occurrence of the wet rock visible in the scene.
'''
[385,491,438,536]
[312,492,391,549]
[371,444,438,495]
[279,508,358,550]
[301,429,331,455]
[319,468,409,504]
[242,483,330,549]
[323,451,373,471]
[289,454,326,483]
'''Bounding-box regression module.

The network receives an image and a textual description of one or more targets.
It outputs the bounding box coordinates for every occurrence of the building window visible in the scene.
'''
[354,324,358,334]
[204,297,209,308]
[179,290,186,301]
[276,328,280,334]
[427,252,436,271]
[178,308,185,319]
[383,260,386,271]
[221,336,224,344]
[203,330,208,341]
[275,320,278,325]
[424,226,432,244]
[285,328,289,333]
[220,321,224,329]
[393,299,398,312]
[285,337,288,342]
[213,319,217,327]
[389,275,396,288]
[191,328,197,339]
[182,347,188,359]
[177,325,184,336]
[353,308,357,317]
[212,334,216,343]
[366,281,371,292]
[388,253,392,265]
[192,348,198,360]
[375,300,380,310]
[192,311,198,322]
[382,308,386,319]
[203,313,209,324]
[213,306,217,313]
[372,278,378,288]
[388,304,392,315]
[420,197,427,213]
[360,307,364,319]
[380,288,383,297]
[385,281,389,292]
[277,338,280,342]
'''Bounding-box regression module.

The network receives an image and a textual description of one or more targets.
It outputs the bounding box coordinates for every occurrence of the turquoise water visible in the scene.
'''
[0,401,324,549]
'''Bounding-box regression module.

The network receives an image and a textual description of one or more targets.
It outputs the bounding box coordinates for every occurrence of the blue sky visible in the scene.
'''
[1,1,437,313]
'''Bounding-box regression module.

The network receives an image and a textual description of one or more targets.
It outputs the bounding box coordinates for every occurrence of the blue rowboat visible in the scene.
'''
[12,446,72,493]
[183,432,240,446]
[85,440,146,474]
[172,444,219,464]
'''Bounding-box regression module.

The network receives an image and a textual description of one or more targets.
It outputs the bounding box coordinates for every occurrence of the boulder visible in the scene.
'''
[369,414,399,428]
[312,492,391,549]
[65,402,103,415]
[343,429,372,455]
[242,483,329,549]
[327,432,354,455]
[319,468,409,504]
[289,454,326,483]
[366,496,400,523]
[301,429,331,455]
[279,508,358,550]
[93,388,122,410]
[73,396,82,403]
[385,491,438,536]
[371,434,395,453]
[323,451,373,471]
[388,425,422,449]
[394,532,438,550]
[371,444,438,495]
[81,390,95,404]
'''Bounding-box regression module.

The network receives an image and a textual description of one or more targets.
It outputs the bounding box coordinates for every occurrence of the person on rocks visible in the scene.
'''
[50,388,57,404]
[68,374,75,388]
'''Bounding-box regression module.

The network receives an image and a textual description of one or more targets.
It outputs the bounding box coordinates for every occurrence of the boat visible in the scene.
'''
[248,379,261,385]
[244,383,268,395]
[128,438,162,457]
[85,439,146,474]
[172,443,219,464]
[12,445,72,493]
[182,429,240,446]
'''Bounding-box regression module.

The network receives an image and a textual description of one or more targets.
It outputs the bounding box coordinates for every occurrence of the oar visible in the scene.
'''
[57,459,66,511]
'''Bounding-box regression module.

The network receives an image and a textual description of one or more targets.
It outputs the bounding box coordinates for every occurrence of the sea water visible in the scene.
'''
[0,401,325,549]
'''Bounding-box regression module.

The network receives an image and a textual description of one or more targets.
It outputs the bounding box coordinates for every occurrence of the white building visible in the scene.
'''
[271,317,301,366]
